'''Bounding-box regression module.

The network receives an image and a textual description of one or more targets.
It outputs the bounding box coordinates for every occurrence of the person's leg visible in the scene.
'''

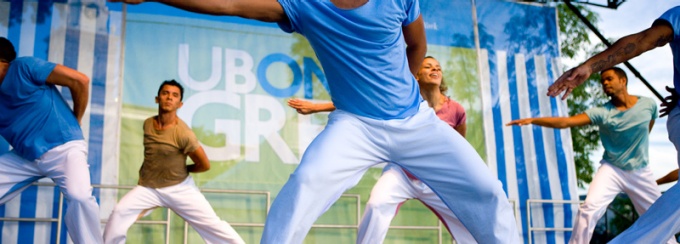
[415,181,476,244]
[622,166,676,244]
[610,106,680,243]
[567,163,623,244]
[0,151,42,204]
[40,140,102,244]
[390,103,518,243]
[160,176,244,244]
[103,185,163,244]
[262,110,387,244]
[357,165,416,244]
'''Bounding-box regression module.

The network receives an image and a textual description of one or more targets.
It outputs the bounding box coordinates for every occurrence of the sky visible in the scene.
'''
[566,1,680,192]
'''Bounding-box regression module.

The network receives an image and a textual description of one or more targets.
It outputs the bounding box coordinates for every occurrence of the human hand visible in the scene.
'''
[287,99,318,115]
[660,86,679,117]
[506,118,533,126]
[547,65,592,100]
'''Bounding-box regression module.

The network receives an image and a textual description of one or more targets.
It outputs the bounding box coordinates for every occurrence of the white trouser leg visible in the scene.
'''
[568,163,623,244]
[357,165,416,244]
[416,179,476,244]
[387,104,519,244]
[0,151,41,204]
[104,185,163,244]
[262,110,382,244]
[40,140,103,244]
[160,177,244,244]
[610,106,680,244]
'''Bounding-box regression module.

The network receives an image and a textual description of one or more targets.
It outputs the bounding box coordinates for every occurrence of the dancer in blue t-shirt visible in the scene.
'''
[548,5,680,243]
[0,37,102,243]
[109,0,520,243]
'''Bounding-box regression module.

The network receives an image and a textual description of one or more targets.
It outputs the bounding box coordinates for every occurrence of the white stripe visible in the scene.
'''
[77,6,97,143]
[101,10,123,220]
[479,49,497,177]
[497,51,522,235]
[48,3,68,65]
[18,2,37,57]
[515,54,547,244]
[34,178,54,244]
[535,56,566,244]
[2,195,21,244]
[0,2,9,38]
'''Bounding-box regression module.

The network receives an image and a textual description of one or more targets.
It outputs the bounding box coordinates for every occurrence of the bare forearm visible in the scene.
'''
[151,0,285,22]
[187,164,209,173]
[406,44,426,77]
[68,79,89,122]
[314,103,336,113]
[582,28,671,74]
[529,117,570,129]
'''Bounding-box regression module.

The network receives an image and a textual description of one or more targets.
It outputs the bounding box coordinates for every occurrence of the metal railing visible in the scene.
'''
[526,199,582,244]
[1,183,453,243]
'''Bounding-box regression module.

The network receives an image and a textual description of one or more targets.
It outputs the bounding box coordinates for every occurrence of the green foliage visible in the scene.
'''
[558,4,608,187]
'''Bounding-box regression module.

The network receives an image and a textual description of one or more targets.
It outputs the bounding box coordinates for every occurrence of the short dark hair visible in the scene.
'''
[0,37,16,63]
[601,66,628,84]
[157,79,184,101]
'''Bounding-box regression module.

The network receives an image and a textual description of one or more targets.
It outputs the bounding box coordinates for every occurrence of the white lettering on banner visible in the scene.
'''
[225,48,257,94]
[178,91,242,161]
[177,43,328,164]
[178,44,222,91]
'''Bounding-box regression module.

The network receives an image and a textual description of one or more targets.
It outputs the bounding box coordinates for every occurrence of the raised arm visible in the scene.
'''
[287,99,335,115]
[45,65,90,123]
[403,15,427,77]
[187,146,211,173]
[506,113,591,129]
[109,0,287,22]
[548,23,674,99]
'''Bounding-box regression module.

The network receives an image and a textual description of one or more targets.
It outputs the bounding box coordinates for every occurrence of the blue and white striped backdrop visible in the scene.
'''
[0,1,576,244]
[0,0,122,243]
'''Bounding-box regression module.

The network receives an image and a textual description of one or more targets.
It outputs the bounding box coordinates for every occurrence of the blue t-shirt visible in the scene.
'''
[584,96,657,171]
[656,6,680,94]
[277,0,422,119]
[0,57,83,160]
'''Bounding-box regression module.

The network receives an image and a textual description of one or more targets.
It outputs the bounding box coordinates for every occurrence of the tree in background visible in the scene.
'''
[558,3,609,188]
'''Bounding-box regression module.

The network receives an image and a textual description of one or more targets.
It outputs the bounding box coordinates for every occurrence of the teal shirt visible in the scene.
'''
[585,96,657,171]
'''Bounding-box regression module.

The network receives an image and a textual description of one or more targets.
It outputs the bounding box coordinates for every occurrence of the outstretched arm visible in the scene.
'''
[187,146,211,173]
[657,168,679,185]
[403,15,427,77]
[45,65,90,123]
[287,99,335,115]
[109,0,287,22]
[506,113,591,129]
[548,23,674,99]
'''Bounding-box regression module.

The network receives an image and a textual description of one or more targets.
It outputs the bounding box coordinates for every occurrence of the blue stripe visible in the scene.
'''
[34,0,53,60]
[507,56,531,244]
[7,0,22,51]
[546,59,574,241]
[526,57,556,244]
[60,4,83,101]
[487,50,508,194]
[50,186,60,244]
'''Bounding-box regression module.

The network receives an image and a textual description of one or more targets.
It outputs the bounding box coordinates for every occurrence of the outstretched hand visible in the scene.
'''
[660,86,679,117]
[287,99,317,115]
[547,65,592,100]
[506,118,533,126]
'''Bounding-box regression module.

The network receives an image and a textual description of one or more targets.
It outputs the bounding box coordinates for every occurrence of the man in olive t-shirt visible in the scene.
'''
[103,80,244,244]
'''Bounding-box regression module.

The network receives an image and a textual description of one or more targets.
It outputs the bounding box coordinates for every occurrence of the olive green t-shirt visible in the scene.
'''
[138,117,200,188]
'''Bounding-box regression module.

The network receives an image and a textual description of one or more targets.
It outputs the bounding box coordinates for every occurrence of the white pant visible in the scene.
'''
[568,162,673,244]
[0,140,102,244]
[103,176,244,244]
[357,164,476,244]
[610,106,680,244]
[261,102,519,244]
